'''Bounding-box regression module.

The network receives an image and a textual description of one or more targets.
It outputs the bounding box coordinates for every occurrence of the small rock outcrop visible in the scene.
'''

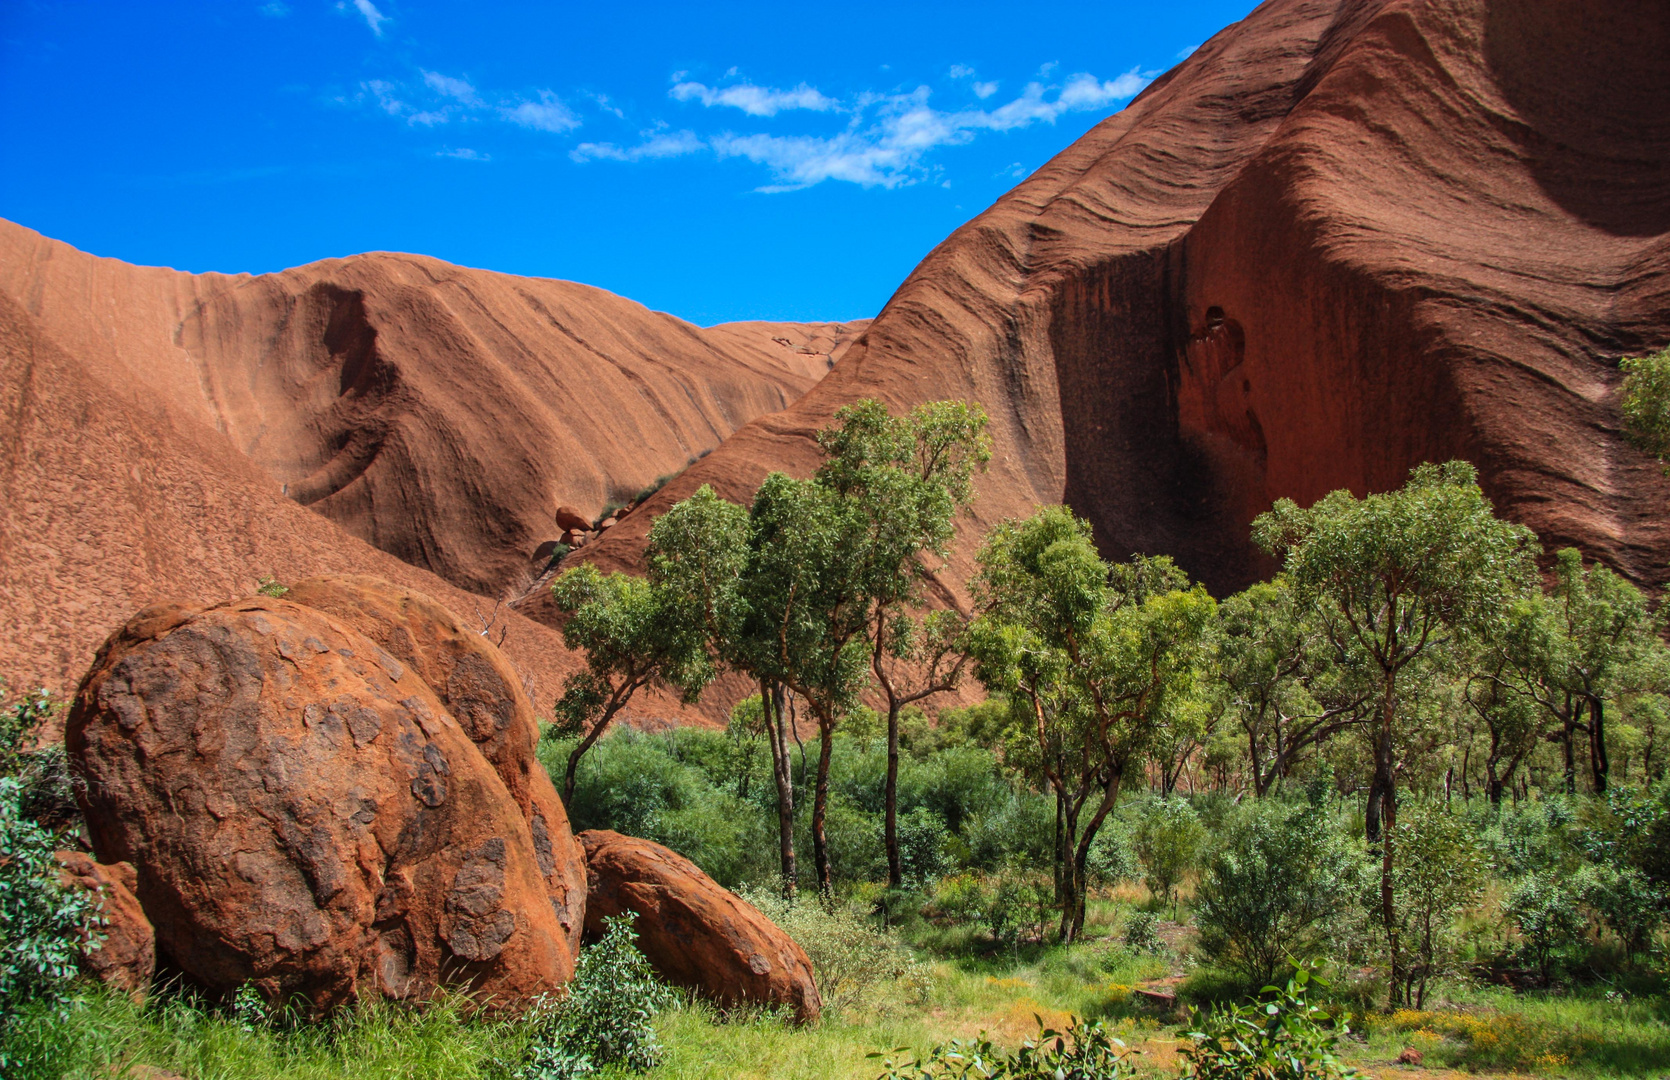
[54,850,155,998]
[554,506,592,534]
[578,829,821,1022]
[282,575,587,960]
[67,596,573,1011]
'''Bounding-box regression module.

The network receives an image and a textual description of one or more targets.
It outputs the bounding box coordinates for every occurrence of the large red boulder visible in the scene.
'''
[54,850,154,998]
[577,830,821,1022]
[67,597,572,1011]
[554,506,592,534]
[282,575,587,960]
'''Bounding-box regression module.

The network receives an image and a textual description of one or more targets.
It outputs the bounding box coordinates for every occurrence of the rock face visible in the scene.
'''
[0,217,857,708]
[54,851,155,998]
[67,596,574,1010]
[577,829,821,1023]
[564,0,1670,601]
[281,575,587,960]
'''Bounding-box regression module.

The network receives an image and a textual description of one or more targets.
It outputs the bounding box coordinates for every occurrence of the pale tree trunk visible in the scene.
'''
[762,680,797,897]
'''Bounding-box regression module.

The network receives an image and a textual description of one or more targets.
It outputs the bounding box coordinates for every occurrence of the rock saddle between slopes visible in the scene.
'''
[578,829,823,1023]
[67,594,575,1011]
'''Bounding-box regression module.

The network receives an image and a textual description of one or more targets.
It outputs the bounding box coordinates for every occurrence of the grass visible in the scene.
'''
[10,894,1668,1080]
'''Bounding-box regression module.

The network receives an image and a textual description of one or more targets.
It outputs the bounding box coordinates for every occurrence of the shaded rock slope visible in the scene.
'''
[0,217,860,703]
[558,0,1670,610]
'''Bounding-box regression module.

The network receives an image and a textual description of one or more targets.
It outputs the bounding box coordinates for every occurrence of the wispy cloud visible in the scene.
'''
[602,67,1152,191]
[338,0,388,37]
[503,90,581,133]
[438,147,490,161]
[350,72,582,135]
[1176,44,1200,60]
[670,80,837,117]
[422,70,481,107]
[260,2,291,16]
[571,129,703,163]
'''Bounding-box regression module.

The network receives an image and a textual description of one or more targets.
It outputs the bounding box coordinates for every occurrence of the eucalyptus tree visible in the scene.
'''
[733,399,989,896]
[1252,460,1538,1004]
[969,507,1215,941]
[1212,576,1372,796]
[547,485,747,805]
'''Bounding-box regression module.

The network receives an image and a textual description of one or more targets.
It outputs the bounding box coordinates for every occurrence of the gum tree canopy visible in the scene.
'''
[1252,460,1538,1006]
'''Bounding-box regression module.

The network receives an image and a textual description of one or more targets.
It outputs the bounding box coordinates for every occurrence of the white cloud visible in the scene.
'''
[503,91,581,133]
[948,63,976,79]
[1177,44,1199,60]
[670,80,837,117]
[260,2,291,16]
[422,70,481,107]
[571,129,703,163]
[438,147,490,161]
[338,0,388,36]
[972,80,999,99]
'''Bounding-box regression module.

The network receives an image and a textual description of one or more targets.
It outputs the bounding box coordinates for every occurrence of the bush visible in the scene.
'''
[1127,797,1205,907]
[1178,967,1360,1080]
[1504,870,1586,980]
[1122,909,1164,955]
[1389,805,1487,1008]
[0,776,101,1016]
[739,887,928,1016]
[873,1015,1137,1080]
[897,806,950,888]
[514,914,674,1080]
[962,790,1053,872]
[1194,800,1361,986]
[1582,863,1663,965]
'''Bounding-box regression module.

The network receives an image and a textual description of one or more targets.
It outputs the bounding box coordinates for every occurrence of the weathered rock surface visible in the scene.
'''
[67,597,573,1010]
[560,0,1670,602]
[578,829,821,1022]
[54,850,155,998]
[282,575,587,960]
[0,218,857,714]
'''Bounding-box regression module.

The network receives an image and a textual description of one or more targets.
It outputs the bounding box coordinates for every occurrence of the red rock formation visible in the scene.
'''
[68,597,574,1011]
[564,0,1670,600]
[578,829,821,1022]
[0,221,844,713]
[281,575,588,961]
[54,851,155,999]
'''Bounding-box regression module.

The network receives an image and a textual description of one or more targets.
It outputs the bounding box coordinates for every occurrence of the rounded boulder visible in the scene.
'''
[283,575,587,958]
[67,597,572,1011]
[578,829,820,1022]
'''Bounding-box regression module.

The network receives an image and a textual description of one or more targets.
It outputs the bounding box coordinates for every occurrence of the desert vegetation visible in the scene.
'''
[7,398,1670,1078]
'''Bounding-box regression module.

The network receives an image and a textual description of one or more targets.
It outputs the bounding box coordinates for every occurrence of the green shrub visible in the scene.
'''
[962,790,1053,872]
[0,776,101,1017]
[873,1015,1137,1080]
[1619,347,1670,472]
[513,914,673,1080]
[1122,909,1164,956]
[1126,797,1205,907]
[897,806,949,889]
[1178,966,1360,1079]
[1504,870,1587,980]
[738,887,928,1016]
[1389,805,1488,1008]
[1194,801,1361,986]
[1582,863,1663,965]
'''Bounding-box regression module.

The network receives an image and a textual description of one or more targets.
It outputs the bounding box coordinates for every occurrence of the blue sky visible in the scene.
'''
[1,1,1255,324]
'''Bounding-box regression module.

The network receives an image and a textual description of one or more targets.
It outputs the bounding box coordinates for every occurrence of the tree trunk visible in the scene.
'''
[1562,697,1579,796]
[1376,679,1402,1008]
[1588,695,1609,794]
[762,680,797,897]
[563,702,622,806]
[812,717,835,897]
[885,698,903,889]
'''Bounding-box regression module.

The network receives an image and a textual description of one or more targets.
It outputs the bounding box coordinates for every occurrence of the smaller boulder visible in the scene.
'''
[598,517,617,531]
[55,851,155,998]
[1397,1048,1423,1066]
[616,504,634,518]
[555,506,591,533]
[578,830,820,1022]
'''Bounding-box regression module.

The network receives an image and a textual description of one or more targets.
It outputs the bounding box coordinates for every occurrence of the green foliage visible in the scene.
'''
[1619,347,1670,473]
[1504,870,1588,980]
[1194,801,1362,986]
[1126,797,1206,907]
[740,887,928,1017]
[1121,910,1164,956]
[1178,967,1360,1080]
[1387,806,1488,1007]
[0,776,101,1018]
[872,1015,1137,1080]
[255,574,289,597]
[514,914,674,1080]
